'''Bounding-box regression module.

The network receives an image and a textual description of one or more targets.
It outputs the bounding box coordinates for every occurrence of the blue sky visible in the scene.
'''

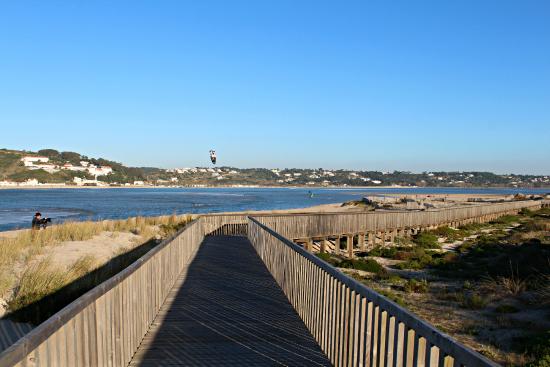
[1,1,549,174]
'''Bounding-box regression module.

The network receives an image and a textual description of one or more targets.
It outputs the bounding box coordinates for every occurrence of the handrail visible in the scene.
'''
[0,219,205,367]
[201,199,538,218]
[248,217,500,367]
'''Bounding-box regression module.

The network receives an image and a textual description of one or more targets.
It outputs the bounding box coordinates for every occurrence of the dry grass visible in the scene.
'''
[479,261,529,296]
[0,214,192,266]
[7,258,70,312]
[8,253,115,314]
[0,214,192,301]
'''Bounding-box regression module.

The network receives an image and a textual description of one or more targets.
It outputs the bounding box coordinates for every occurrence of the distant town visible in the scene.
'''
[1,148,549,188]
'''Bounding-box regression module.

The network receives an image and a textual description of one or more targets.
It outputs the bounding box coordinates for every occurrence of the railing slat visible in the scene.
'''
[248,216,502,367]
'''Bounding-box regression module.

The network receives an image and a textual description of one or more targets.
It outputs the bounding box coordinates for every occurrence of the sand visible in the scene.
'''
[31,231,142,270]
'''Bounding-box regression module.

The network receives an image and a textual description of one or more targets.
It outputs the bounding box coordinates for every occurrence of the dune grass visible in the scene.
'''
[0,214,192,267]
[0,214,193,311]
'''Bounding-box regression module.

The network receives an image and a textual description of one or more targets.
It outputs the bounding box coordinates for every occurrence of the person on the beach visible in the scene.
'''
[32,212,51,229]
[32,212,42,230]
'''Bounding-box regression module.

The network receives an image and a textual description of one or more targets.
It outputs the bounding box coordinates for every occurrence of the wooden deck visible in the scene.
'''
[129,236,331,366]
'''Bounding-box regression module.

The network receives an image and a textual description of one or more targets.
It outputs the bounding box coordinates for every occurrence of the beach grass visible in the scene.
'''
[0,214,192,267]
[0,214,193,310]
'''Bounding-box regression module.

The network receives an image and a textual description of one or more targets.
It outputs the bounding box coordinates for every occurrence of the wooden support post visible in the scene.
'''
[335,236,341,255]
[359,233,365,251]
[368,232,375,248]
[320,237,327,253]
[347,234,354,259]
[306,238,313,252]
[380,230,386,246]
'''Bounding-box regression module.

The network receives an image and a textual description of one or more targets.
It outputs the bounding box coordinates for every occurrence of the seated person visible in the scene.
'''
[32,212,42,230]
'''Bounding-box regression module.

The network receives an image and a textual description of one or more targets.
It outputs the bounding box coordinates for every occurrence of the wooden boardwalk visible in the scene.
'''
[129,236,331,366]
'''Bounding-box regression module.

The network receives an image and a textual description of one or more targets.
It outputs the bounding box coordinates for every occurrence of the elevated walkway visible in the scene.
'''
[129,236,330,366]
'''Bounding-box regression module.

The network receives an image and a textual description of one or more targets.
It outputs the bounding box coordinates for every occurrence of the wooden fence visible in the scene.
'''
[258,200,542,239]
[0,219,205,367]
[248,217,500,367]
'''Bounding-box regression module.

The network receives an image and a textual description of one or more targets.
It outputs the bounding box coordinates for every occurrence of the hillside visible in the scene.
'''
[0,148,548,188]
[0,149,151,184]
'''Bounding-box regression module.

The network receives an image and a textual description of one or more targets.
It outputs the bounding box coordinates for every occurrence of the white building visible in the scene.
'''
[87,166,113,176]
[20,178,39,186]
[73,177,103,186]
[29,164,59,173]
[21,156,49,166]
[0,181,17,187]
[62,163,87,172]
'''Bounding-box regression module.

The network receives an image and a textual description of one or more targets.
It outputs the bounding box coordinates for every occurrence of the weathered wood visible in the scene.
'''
[0,220,204,367]
[128,236,330,366]
[249,217,501,367]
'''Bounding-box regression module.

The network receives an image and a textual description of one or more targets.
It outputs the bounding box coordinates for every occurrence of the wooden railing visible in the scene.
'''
[248,217,500,367]
[257,200,541,239]
[0,219,205,367]
[201,214,249,236]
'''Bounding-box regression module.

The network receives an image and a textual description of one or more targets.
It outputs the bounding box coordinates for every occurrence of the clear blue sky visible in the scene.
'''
[1,1,549,174]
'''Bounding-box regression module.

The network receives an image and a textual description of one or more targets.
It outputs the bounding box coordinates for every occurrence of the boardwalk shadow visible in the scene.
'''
[3,239,159,325]
[130,236,331,367]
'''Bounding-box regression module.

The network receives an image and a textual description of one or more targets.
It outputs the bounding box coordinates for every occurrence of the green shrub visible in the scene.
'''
[378,289,406,306]
[387,275,403,286]
[413,233,440,249]
[431,226,464,241]
[316,252,339,266]
[461,293,487,309]
[458,222,485,232]
[404,279,429,293]
[394,249,436,270]
[316,252,332,262]
[339,258,386,275]
[491,214,519,225]
[520,208,533,216]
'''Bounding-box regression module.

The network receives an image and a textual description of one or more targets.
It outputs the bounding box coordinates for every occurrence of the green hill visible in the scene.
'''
[0,148,150,184]
[1,148,548,188]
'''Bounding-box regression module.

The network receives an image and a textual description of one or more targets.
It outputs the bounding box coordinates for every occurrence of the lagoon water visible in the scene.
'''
[0,187,547,231]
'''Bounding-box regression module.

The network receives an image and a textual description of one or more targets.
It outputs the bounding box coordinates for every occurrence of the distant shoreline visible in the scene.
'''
[1,185,549,191]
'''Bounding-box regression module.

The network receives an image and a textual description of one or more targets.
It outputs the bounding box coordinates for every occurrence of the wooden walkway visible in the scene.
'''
[129,236,331,366]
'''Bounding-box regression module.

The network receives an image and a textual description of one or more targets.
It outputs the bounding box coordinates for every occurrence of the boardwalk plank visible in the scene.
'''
[129,236,331,366]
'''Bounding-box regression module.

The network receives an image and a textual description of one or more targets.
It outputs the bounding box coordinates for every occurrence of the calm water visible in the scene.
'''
[0,187,547,231]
